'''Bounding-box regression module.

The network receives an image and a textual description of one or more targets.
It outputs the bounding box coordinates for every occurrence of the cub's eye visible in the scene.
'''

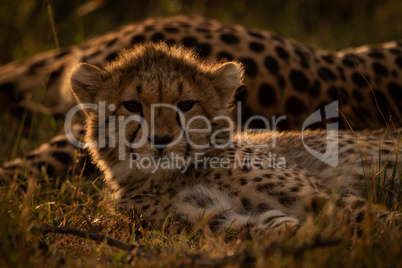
[177,101,195,112]
[123,101,142,113]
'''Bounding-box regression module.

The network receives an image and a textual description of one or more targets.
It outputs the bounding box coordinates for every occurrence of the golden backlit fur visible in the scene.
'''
[68,42,400,232]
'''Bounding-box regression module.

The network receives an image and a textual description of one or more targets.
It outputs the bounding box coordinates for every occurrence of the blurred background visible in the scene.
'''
[1,0,401,65]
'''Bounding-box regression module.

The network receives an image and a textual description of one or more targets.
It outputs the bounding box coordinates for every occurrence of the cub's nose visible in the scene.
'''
[150,135,173,154]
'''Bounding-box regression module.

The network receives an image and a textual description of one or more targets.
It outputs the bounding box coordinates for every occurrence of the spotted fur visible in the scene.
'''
[13,42,396,233]
[1,16,401,129]
[1,17,402,232]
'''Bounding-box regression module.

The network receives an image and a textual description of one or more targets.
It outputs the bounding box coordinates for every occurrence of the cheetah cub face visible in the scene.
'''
[70,43,243,177]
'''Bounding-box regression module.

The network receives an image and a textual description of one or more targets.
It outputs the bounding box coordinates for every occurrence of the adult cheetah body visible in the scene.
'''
[1,16,401,129]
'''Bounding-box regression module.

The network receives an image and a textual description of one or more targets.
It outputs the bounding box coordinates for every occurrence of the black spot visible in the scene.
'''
[131,195,143,200]
[328,86,349,104]
[27,60,46,74]
[257,203,273,213]
[390,49,401,54]
[381,148,392,155]
[55,50,70,59]
[342,54,358,68]
[233,85,248,103]
[318,67,336,81]
[289,70,310,92]
[285,97,307,115]
[52,151,72,164]
[239,58,258,77]
[217,51,233,61]
[26,153,38,160]
[50,140,68,147]
[220,33,239,44]
[241,198,253,210]
[242,165,251,172]
[131,35,145,45]
[239,178,247,186]
[372,62,389,76]
[392,70,398,78]
[342,58,355,68]
[352,89,364,102]
[351,72,369,88]
[277,75,285,90]
[196,43,211,58]
[166,39,176,46]
[308,80,321,98]
[181,37,197,47]
[164,27,178,32]
[106,38,117,47]
[106,52,118,62]
[37,161,55,177]
[356,212,365,223]
[368,52,385,59]
[290,187,300,192]
[387,82,402,99]
[248,31,264,39]
[258,83,277,107]
[322,54,334,63]
[253,177,263,182]
[294,48,308,61]
[263,173,272,179]
[275,46,289,59]
[264,56,279,74]
[168,188,176,198]
[337,66,346,81]
[48,66,64,86]
[395,56,402,69]
[279,195,297,207]
[151,32,165,42]
[300,60,310,69]
[249,42,265,53]
[214,173,221,180]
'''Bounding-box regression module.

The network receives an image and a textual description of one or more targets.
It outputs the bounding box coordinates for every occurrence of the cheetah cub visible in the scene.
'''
[70,42,400,233]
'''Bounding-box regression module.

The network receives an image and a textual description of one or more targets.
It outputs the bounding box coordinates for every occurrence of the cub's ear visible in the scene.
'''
[214,62,244,105]
[70,63,108,104]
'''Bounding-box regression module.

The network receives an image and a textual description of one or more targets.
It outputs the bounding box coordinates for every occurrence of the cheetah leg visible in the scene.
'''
[176,184,250,230]
[176,184,300,233]
[251,210,300,233]
[340,195,401,226]
[310,194,401,228]
[0,124,95,180]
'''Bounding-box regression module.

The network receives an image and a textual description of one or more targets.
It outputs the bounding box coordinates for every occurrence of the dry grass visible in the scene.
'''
[1,160,401,267]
